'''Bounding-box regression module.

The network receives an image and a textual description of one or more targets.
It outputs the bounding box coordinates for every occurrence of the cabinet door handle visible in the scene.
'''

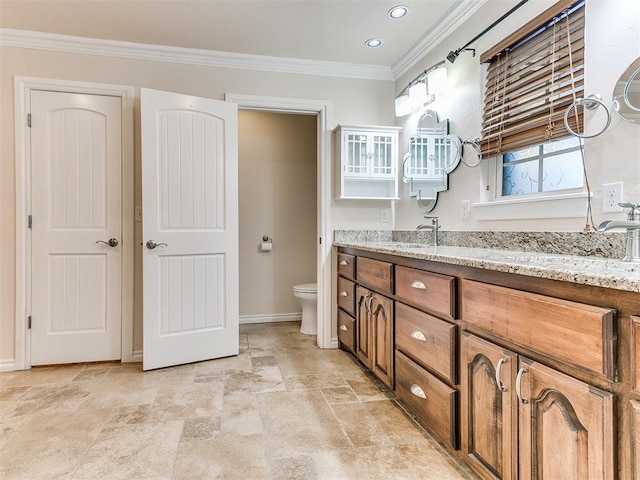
[362,294,372,313]
[366,295,375,313]
[410,280,427,290]
[339,260,349,266]
[515,367,529,404]
[495,357,508,392]
[339,325,348,331]
[410,384,427,399]
[339,290,348,297]
[410,330,427,342]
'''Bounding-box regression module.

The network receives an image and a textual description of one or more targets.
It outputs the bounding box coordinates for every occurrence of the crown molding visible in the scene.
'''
[0,28,394,81]
[391,0,489,80]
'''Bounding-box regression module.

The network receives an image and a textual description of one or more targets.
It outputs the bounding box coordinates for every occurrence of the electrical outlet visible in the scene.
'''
[380,208,392,223]
[602,182,623,213]
[461,200,470,219]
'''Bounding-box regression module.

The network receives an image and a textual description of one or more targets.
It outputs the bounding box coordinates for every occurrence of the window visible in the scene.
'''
[480,0,585,196]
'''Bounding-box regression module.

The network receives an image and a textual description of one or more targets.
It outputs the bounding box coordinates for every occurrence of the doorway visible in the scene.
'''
[238,110,317,325]
[226,94,333,348]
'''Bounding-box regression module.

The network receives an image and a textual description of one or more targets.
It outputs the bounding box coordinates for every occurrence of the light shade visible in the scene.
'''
[394,93,411,116]
[409,81,428,106]
[427,67,448,96]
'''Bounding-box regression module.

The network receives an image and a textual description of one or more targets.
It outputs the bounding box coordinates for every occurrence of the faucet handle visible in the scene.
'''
[619,202,640,220]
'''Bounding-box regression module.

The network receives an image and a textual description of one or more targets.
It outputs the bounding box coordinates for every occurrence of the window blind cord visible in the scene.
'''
[564,8,596,233]
[545,18,559,141]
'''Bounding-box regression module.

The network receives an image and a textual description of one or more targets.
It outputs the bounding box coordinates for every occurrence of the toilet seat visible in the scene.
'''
[293,283,317,294]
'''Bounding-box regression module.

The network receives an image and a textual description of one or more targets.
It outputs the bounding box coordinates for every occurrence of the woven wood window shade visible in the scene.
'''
[480,0,585,156]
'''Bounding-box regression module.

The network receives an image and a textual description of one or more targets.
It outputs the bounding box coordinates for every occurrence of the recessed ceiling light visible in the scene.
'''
[365,38,382,48]
[389,5,409,19]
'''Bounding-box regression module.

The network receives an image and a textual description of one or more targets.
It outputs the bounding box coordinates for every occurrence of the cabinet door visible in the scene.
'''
[343,132,369,177]
[356,286,372,367]
[370,133,395,178]
[460,332,518,480]
[518,359,615,480]
[370,293,394,388]
[632,400,640,480]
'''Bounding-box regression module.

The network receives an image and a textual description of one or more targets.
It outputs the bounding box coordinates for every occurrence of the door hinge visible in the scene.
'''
[28,215,32,229]
[27,113,31,128]
[319,237,322,245]
[28,316,32,329]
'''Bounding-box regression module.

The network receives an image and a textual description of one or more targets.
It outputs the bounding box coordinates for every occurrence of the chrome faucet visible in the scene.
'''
[598,202,640,263]
[416,216,440,246]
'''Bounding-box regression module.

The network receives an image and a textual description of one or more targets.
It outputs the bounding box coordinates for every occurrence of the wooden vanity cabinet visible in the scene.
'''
[632,400,640,480]
[336,253,356,355]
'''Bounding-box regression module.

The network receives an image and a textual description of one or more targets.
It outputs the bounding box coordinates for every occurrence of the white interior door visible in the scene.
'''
[141,88,239,371]
[30,90,122,365]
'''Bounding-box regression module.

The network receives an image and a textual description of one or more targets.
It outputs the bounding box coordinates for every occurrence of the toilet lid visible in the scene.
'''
[294,283,317,293]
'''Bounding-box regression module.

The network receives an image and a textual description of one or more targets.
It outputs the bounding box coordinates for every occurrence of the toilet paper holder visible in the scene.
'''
[259,235,273,252]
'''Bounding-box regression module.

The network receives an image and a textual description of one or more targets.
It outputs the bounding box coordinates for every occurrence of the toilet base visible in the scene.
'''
[300,309,317,335]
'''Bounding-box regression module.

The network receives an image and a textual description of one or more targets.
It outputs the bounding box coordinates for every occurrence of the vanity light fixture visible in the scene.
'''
[388,5,409,19]
[365,38,382,48]
[394,61,447,116]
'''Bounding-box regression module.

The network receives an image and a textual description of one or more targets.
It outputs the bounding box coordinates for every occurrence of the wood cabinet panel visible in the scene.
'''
[460,332,518,480]
[633,316,640,394]
[337,309,355,354]
[632,400,640,480]
[518,359,615,480]
[357,257,393,294]
[396,302,457,384]
[461,279,616,379]
[337,252,355,279]
[395,350,458,449]
[396,266,455,319]
[337,276,355,316]
[356,285,394,388]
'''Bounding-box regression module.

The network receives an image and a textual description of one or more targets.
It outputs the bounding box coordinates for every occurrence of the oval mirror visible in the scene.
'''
[612,56,640,123]
[402,110,461,212]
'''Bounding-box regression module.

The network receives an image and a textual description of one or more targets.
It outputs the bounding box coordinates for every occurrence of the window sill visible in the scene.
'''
[471,191,590,221]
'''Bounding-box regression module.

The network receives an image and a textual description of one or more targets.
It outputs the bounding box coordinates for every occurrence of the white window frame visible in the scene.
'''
[472,153,589,221]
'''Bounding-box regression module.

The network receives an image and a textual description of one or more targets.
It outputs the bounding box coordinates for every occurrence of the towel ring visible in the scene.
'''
[461,138,482,167]
[563,95,611,139]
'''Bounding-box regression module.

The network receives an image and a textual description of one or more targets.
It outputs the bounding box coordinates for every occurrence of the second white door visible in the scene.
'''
[141,88,239,371]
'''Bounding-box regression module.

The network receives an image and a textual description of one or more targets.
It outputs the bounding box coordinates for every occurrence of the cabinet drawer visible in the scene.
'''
[633,316,640,394]
[395,351,458,450]
[396,266,455,319]
[460,279,616,380]
[337,277,356,316]
[396,303,457,384]
[357,257,393,294]
[337,309,356,355]
[337,253,355,279]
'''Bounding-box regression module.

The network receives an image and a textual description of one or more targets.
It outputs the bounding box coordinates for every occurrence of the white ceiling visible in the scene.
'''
[0,0,462,69]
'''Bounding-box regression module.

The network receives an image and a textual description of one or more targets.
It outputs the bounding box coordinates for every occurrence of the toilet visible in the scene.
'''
[293,283,317,335]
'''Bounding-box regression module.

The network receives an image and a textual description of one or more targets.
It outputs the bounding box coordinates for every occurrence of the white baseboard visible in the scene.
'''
[239,313,302,324]
[0,358,17,372]
[330,337,339,349]
[128,350,143,363]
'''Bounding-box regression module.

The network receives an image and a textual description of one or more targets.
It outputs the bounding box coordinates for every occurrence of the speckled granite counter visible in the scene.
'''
[334,236,640,293]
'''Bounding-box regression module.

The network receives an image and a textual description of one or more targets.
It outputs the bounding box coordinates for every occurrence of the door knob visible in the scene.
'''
[96,238,118,247]
[146,240,167,250]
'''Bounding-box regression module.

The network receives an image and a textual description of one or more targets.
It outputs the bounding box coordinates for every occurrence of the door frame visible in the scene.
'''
[225,93,335,349]
[14,76,135,370]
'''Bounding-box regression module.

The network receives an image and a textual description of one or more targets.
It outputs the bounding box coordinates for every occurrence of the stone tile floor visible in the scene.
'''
[0,322,475,479]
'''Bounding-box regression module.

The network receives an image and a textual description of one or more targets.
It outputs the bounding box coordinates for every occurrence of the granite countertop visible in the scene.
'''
[334,240,640,293]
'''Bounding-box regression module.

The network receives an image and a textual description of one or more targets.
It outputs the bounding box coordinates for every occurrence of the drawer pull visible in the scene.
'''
[339,325,348,331]
[339,290,349,297]
[410,330,427,342]
[339,260,349,266]
[516,367,529,404]
[410,384,427,399]
[410,280,427,290]
[495,357,508,392]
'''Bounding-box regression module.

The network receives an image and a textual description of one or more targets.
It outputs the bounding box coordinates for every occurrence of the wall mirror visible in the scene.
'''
[612,56,640,123]
[402,110,461,212]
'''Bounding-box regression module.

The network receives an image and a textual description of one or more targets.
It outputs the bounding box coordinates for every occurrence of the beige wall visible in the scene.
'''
[394,0,640,231]
[238,110,317,318]
[0,46,395,363]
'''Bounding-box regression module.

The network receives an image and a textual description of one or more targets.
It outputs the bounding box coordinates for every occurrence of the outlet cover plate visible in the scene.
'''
[602,182,623,213]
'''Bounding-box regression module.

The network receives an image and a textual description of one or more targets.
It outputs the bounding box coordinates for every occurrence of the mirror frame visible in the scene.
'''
[612,56,640,123]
